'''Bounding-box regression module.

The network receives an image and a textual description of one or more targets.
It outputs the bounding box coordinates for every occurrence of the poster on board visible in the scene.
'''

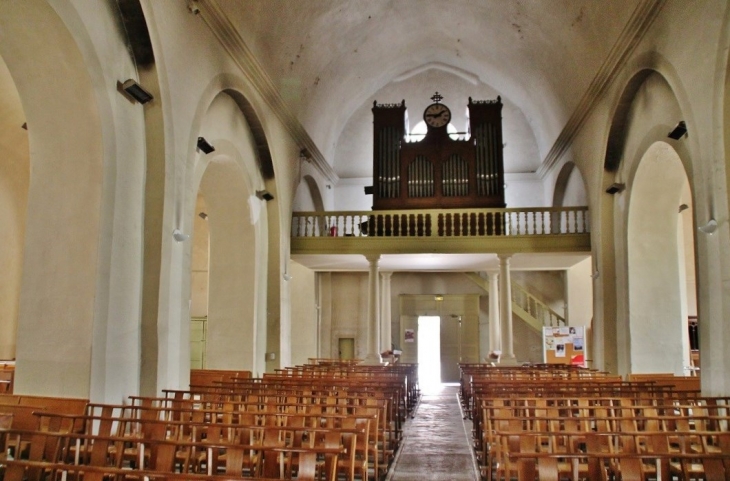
[543,326,586,367]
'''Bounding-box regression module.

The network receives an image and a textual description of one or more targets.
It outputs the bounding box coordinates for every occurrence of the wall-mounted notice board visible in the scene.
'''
[543,326,586,367]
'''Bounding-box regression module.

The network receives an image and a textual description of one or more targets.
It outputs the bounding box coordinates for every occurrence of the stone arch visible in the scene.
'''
[552,162,588,208]
[594,55,701,375]
[294,175,326,212]
[186,89,271,377]
[604,70,654,172]
[0,55,27,363]
[605,68,698,378]
[0,1,108,396]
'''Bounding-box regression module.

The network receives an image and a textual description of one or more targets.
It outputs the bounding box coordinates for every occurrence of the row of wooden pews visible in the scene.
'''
[0,363,14,393]
[460,364,730,481]
[0,362,418,481]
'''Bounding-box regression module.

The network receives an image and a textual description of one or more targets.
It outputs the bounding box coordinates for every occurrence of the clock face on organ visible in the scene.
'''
[423,103,451,128]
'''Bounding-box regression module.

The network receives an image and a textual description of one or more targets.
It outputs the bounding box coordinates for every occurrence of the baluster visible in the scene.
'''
[568,210,578,234]
[530,211,535,235]
[518,211,524,235]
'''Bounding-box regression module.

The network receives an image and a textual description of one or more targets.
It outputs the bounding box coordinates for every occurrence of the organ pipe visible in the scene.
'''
[372,96,504,209]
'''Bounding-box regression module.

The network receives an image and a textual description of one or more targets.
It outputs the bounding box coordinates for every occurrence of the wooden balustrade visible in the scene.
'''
[291,207,589,239]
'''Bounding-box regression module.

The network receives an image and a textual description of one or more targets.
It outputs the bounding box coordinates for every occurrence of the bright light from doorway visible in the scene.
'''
[418,316,441,389]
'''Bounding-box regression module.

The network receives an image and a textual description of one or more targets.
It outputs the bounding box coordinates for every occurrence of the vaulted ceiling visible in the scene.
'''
[217,0,640,179]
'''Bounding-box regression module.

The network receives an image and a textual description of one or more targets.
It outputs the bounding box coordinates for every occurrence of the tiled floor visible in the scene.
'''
[386,383,479,481]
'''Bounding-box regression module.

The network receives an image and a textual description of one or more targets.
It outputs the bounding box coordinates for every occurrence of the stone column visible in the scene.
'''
[498,254,516,363]
[380,272,393,353]
[488,270,501,352]
[361,254,381,365]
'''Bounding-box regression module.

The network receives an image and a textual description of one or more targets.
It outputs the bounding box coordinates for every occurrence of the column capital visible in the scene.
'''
[380,271,393,279]
[497,253,513,261]
[365,254,381,264]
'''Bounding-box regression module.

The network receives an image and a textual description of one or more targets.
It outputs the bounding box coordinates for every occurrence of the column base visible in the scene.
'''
[497,355,520,366]
[359,355,385,366]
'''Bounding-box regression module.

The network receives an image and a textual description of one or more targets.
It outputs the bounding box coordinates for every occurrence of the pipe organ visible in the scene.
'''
[372,95,505,210]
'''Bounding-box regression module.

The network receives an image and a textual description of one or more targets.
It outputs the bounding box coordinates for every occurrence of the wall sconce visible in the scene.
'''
[197,137,215,154]
[667,121,688,140]
[256,190,274,201]
[678,204,689,213]
[605,183,625,194]
[198,212,208,220]
[698,218,718,235]
[121,79,154,104]
[172,228,190,242]
[434,295,444,301]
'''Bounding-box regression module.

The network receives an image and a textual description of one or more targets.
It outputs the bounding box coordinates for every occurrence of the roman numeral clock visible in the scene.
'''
[371,92,505,210]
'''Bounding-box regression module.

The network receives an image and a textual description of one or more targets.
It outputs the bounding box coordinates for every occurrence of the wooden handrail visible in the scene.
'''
[291,206,590,238]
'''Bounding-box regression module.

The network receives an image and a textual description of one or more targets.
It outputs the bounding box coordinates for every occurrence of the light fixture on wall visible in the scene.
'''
[172,228,190,242]
[196,137,215,154]
[256,190,274,201]
[678,204,689,213]
[434,295,444,301]
[698,218,718,235]
[120,79,154,104]
[299,148,312,163]
[198,212,208,220]
[605,183,625,195]
[667,121,688,140]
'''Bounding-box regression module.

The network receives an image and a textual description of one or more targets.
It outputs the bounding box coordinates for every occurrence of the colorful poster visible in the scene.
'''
[404,329,415,343]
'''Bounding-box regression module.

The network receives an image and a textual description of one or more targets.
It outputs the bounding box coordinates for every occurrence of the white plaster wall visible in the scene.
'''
[627,142,688,375]
[190,196,210,319]
[289,261,318,366]
[334,178,372,211]
[0,56,27,361]
[144,1,306,384]
[550,1,730,387]
[567,258,593,328]
[0,0,145,400]
[562,168,589,207]
[504,173,547,208]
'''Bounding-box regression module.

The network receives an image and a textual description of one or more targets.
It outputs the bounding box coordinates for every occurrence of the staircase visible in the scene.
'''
[464,272,566,333]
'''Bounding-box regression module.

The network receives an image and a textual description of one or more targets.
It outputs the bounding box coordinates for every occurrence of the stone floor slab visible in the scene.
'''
[386,384,478,481]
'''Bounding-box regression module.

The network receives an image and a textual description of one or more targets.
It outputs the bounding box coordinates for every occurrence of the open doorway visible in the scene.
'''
[418,316,441,389]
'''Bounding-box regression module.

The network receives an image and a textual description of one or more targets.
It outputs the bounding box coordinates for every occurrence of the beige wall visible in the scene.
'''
[318,270,581,363]
[0,56,27,361]
[289,261,318,366]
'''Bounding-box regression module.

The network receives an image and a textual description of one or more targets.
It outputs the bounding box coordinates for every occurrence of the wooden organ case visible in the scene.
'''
[372,95,505,210]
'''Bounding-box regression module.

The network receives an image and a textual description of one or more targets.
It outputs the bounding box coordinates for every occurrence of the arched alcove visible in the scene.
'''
[0,54,28,362]
[553,162,588,208]
[199,155,257,369]
[188,91,269,374]
[552,162,588,234]
[0,1,106,396]
[293,175,326,212]
[627,141,692,374]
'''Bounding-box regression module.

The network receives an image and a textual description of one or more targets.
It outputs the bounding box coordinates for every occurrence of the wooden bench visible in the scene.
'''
[627,373,701,393]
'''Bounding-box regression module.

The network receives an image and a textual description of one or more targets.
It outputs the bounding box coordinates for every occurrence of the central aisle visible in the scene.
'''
[386,384,479,481]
